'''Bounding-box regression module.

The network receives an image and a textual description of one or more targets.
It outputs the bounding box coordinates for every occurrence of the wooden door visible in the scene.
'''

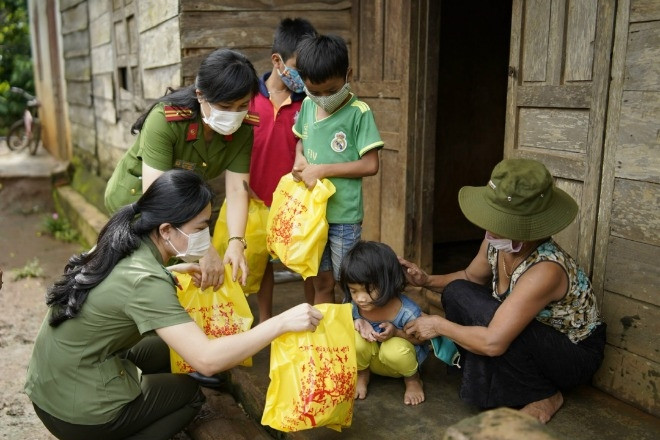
[352,0,439,271]
[504,0,615,273]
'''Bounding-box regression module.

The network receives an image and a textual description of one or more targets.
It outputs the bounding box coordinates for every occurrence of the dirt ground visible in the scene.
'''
[0,172,80,439]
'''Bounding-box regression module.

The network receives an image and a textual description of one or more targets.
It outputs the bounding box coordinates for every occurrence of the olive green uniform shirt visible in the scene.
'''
[104,102,253,213]
[24,238,192,424]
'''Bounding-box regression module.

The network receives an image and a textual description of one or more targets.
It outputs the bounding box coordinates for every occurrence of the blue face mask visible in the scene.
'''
[276,55,305,94]
[431,336,461,368]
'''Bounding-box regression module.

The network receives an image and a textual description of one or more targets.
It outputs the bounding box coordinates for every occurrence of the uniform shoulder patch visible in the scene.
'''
[164,106,194,122]
[243,111,260,126]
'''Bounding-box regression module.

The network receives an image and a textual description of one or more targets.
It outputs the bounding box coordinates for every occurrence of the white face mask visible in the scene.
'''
[201,102,247,135]
[485,231,523,253]
[167,227,211,262]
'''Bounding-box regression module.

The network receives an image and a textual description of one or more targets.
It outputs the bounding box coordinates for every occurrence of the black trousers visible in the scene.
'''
[33,335,205,440]
[442,280,606,409]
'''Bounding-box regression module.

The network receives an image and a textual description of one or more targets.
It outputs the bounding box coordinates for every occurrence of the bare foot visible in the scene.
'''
[520,391,564,424]
[355,369,370,400]
[403,372,425,405]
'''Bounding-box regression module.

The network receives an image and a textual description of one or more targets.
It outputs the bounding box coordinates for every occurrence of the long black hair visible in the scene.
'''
[131,48,259,134]
[46,170,214,326]
[339,241,406,307]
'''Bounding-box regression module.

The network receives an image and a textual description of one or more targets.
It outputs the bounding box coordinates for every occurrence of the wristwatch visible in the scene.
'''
[228,236,247,249]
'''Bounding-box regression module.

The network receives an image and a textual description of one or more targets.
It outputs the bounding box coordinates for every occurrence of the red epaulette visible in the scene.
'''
[163,106,194,122]
[243,111,260,126]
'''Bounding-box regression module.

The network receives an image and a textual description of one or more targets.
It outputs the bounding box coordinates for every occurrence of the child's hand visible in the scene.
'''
[292,155,309,181]
[299,164,324,189]
[375,322,396,342]
[354,318,378,342]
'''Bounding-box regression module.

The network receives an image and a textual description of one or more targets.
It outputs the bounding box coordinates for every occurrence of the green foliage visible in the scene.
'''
[43,212,81,243]
[13,257,43,280]
[0,0,33,134]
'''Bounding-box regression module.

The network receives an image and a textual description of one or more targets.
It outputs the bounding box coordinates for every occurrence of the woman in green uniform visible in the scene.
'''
[105,48,260,291]
[27,170,323,440]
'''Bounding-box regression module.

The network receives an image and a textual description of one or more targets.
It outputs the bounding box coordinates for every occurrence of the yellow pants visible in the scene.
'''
[355,332,419,378]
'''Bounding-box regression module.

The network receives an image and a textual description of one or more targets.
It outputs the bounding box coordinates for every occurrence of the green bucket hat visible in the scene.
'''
[458,158,578,241]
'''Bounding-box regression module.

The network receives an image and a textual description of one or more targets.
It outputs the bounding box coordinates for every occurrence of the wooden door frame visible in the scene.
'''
[405,0,441,272]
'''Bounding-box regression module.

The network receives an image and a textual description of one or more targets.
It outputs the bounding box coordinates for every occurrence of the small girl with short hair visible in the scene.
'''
[339,241,429,405]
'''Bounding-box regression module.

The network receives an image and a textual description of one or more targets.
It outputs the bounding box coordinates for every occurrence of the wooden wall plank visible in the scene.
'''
[624,21,660,91]
[518,108,590,153]
[179,11,352,50]
[546,0,566,85]
[522,0,551,82]
[564,0,597,81]
[605,236,659,304]
[504,0,523,157]
[383,0,407,81]
[576,0,616,275]
[351,80,401,99]
[615,91,660,183]
[361,171,381,242]
[182,0,352,12]
[362,97,401,151]
[552,178,581,257]
[137,0,178,32]
[610,178,660,245]
[517,84,591,107]
[630,0,660,22]
[593,345,660,417]
[379,148,405,255]
[602,291,660,364]
[593,0,631,309]
[357,0,384,81]
[179,10,352,78]
[512,149,586,180]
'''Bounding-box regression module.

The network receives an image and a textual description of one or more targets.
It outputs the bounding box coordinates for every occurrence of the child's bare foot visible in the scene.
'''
[355,369,370,400]
[520,391,563,423]
[403,372,424,405]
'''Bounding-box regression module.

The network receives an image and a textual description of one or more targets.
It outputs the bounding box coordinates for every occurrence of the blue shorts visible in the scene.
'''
[319,223,362,280]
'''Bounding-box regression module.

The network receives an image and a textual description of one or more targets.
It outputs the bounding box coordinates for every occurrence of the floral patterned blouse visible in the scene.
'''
[487,239,602,343]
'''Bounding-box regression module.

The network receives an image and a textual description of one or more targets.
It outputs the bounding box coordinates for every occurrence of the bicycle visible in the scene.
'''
[6,86,41,155]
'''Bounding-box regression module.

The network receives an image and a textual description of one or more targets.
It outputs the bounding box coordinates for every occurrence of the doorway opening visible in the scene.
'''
[432,0,513,274]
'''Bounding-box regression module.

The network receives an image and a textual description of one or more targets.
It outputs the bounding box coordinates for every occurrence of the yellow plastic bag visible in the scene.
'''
[266,173,336,279]
[170,269,254,373]
[261,303,357,432]
[212,198,270,294]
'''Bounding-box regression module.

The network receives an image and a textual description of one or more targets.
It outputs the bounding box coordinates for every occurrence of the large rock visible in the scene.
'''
[443,408,560,440]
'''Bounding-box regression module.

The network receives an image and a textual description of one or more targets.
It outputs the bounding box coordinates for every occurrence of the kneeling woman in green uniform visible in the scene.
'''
[26,170,323,440]
[105,48,260,292]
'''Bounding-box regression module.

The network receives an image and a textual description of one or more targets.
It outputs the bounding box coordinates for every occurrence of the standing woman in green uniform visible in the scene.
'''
[105,48,260,291]
[26,170,322,440]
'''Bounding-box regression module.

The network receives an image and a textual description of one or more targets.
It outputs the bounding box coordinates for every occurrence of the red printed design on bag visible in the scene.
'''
[174,301,251,373]
[280,344,356,431]
[267,188,308,249]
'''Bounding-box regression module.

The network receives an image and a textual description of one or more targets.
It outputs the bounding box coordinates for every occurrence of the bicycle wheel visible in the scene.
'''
[28,118,41,155]
[6,120,29,151]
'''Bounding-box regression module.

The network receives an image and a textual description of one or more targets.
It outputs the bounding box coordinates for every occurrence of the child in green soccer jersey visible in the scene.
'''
[292,34,383,304]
